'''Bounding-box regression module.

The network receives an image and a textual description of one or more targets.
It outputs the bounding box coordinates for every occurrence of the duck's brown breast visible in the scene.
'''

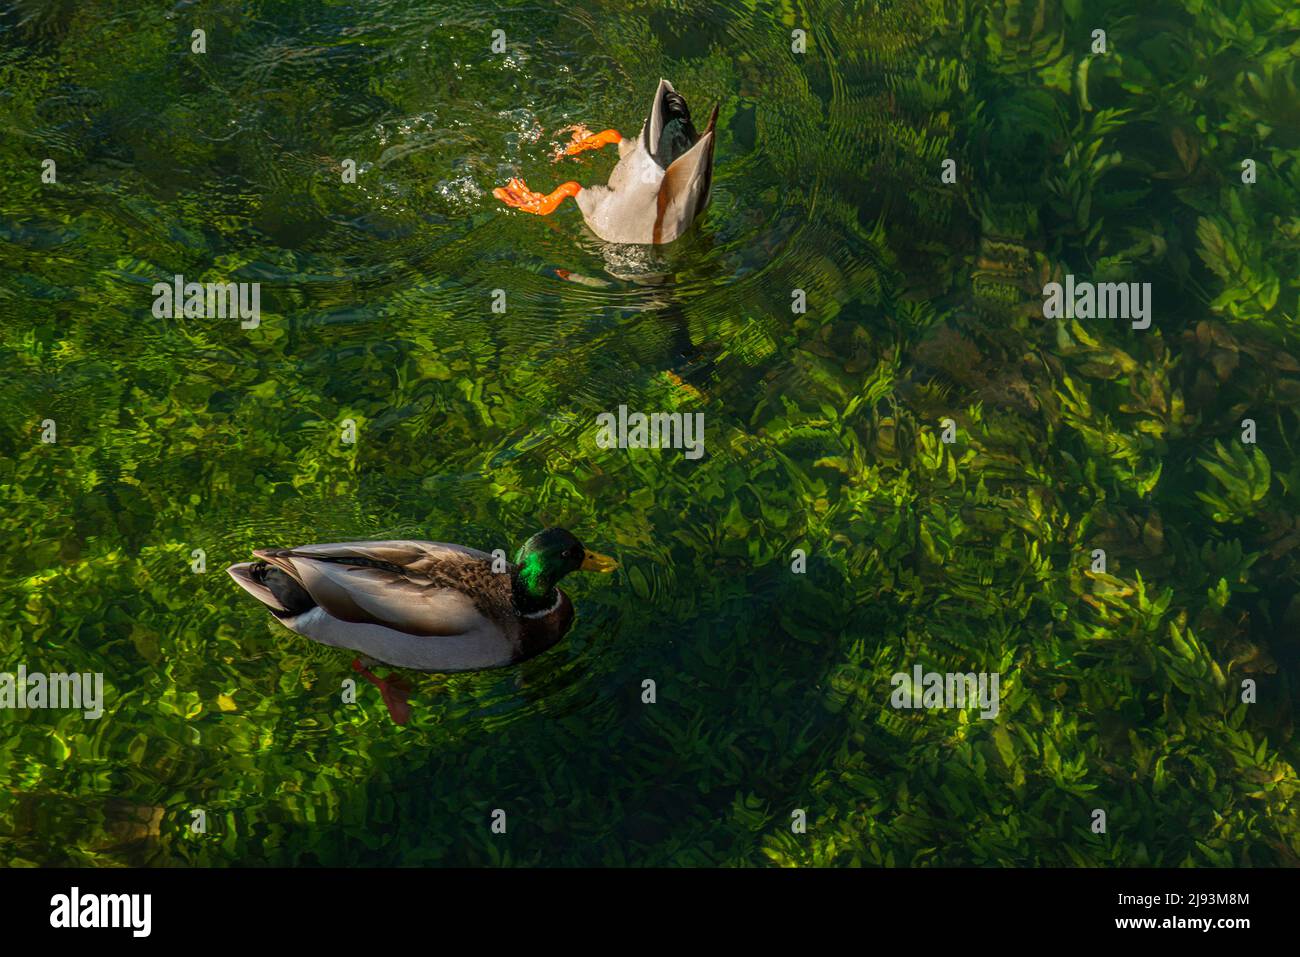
[516,590,574,663]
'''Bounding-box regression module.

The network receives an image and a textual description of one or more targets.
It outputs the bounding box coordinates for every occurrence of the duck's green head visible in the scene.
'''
[514,527,618,601]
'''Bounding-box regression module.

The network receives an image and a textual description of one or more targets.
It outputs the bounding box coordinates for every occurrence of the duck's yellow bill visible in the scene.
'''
[581,550,619,573]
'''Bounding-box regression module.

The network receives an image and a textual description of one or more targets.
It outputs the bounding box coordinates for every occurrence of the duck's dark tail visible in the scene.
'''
[228,560,316,618]
[648,79,705,168]
[661,88,692,125]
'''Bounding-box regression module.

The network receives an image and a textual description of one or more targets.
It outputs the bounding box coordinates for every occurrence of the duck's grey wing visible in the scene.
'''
[254,541,500,638]
[280,540,494,566]
[652,106,717,243]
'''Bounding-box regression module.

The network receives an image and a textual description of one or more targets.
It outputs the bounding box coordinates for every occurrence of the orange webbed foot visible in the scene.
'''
[492,177,581,215]
[352,659,412,725]
[555,126,622,160]
[378,674,412,726]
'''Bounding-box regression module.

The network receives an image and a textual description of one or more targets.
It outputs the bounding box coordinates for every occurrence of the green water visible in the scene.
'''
[2,0,1299,866]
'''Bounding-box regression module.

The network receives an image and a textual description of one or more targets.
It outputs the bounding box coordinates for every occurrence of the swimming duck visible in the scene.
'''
[227,528,617,724]
[494,78,718,244]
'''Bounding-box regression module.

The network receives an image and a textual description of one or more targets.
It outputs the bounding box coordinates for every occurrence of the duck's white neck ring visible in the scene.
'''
[521,589,564,619]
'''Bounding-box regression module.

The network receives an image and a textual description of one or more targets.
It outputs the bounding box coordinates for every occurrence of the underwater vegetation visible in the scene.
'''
[0,0,1298,866]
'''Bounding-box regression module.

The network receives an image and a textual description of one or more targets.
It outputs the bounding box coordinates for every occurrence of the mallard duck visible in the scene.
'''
[494,78,718,244]
[227,528,617,724]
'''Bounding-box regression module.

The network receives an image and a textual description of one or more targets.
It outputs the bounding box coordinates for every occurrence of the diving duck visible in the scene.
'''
[228,528,617,724]
[494,78,718,244]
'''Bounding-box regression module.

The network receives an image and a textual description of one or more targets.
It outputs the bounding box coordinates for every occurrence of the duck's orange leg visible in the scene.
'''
[558,126,622,158]
[352,658,412,725]
[493,178,582,215]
